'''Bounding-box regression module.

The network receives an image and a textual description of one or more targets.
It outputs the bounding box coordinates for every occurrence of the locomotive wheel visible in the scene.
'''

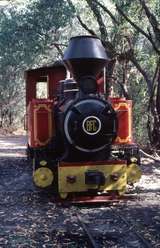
[59,192,68,199]
[127,163,141,184]
[117,186,126,196]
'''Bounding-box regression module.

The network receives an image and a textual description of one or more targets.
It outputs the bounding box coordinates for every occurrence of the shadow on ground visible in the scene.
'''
[0,135,159,247]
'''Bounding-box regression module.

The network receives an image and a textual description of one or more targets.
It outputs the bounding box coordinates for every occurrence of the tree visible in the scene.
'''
[67,0,160,149]
[115,0,160,149]
[0,0,74,129]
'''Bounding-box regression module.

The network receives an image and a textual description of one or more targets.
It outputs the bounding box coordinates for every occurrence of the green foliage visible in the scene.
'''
[71,0,160,146]
[0,0,74,129]
[1,0,160,148]
[129,73,149,145]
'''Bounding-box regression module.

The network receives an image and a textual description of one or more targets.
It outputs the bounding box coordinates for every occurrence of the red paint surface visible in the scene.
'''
[59,160,126,167]
[26,64,66,148]
[27,99,54,147]
[110,97,133,144]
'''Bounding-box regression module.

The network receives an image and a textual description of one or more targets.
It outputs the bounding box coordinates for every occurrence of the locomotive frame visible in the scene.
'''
[25,36,141,201]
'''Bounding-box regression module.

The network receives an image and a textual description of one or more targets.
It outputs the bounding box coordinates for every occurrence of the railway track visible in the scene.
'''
[0,147,159,247]
[76,212,99,248]
[0,136,159,247]
[0,189,158,247]
[111,207,153,248]
[69,205,155,248]
[0,190,157,247]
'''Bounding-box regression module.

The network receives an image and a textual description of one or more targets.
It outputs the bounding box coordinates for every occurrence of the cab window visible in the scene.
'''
[36,76,48,99]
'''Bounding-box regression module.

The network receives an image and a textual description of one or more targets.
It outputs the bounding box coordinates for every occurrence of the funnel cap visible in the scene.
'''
[64,35,108,60]
[63,36,109,80]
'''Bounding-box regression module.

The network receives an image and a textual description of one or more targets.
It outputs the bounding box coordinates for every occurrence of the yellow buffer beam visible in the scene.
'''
[58,162,127,194]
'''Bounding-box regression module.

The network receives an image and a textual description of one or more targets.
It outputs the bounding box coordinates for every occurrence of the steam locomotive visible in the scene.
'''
[26,36,141,200]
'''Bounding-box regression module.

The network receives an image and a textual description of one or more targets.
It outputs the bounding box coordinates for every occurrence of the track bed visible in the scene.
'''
[0,135,159,247]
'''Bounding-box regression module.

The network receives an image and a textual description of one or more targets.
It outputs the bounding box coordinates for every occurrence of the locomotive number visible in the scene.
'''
[82,116,101,135]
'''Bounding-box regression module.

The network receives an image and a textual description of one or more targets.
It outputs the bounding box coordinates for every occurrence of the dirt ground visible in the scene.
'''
[0,135,159,247]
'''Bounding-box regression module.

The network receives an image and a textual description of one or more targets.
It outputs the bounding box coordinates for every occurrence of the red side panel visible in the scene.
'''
[110,97,133,145]
[25,64,66,148]
[27,99,54,148]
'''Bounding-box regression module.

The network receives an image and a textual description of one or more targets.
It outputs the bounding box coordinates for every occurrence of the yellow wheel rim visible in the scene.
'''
[33,167,54,188]
[59,192,68,199]
[118,186,126,196]
[127,163,141,184]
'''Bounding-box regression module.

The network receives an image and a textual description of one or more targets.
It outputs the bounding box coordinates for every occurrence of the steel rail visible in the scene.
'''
[76,212,99,248]
[67,204,154,248]
[111,207,153,248]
